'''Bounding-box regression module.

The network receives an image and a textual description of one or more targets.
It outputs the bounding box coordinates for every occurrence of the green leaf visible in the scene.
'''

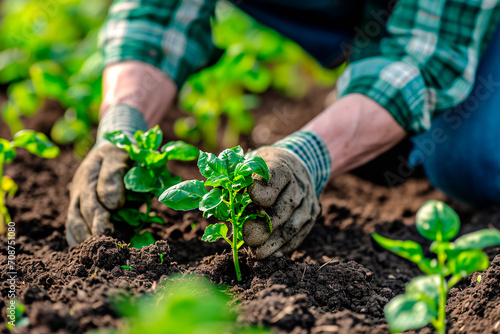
[234,156,269,181]
[202,223,228,242]
[452,229,500,251]
[405,275,440,311]
[129,146,168,168]
[385,294,437,333]
[232,174,254,191]
[29,60,68,99]
[124,166,156,193]
[162,141,200,161]
[447,249,489,276]
[205,174,231,188]
[416,200,460,241]
[198,151,228,179]
[1,176,18,198]
[203,200,231,221]
[0,138,16,162]
[218,146,245,177]
[13,130,60,158]
[113,208,164,227]
[104,131,132,149]
[130,231,156,249]
[372,233,425,264]
[418,258,442,275]
[134,125,162,150]
[154,169,182,197]
[112,208,146,227]
[200,188,224,211]
[159,180,208,210]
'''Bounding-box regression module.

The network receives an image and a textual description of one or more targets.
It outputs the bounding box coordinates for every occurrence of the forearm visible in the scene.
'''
[100,61,178,127]
[302,93,406,177]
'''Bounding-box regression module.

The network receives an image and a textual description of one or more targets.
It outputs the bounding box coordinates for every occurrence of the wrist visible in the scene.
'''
[94,104,148,149]
[272,131,332,196]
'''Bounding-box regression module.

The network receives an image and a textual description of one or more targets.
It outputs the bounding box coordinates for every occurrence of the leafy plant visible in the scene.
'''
[0,0,107,156]
[0,130,60,233]
[373,200,500,334]
[121,265,134,271]
[95,275,273,334]
[175,4,345,150]
[159,146,270,281]
[104,125,199,249]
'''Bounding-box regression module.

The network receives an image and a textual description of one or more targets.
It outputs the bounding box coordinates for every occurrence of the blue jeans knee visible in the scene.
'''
[410,24,500,206]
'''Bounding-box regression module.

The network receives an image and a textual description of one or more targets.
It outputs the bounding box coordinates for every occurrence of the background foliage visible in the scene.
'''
[0,0,342,155]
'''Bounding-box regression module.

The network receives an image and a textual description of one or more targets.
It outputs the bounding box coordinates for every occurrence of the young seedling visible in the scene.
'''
[104,126,199,249]
[0,130,60,233]
[120,265,134,271]
[373,200,500,334]
[159,146,271,281]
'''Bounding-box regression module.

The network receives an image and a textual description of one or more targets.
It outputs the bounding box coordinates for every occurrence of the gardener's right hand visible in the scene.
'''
[65,143,129,246]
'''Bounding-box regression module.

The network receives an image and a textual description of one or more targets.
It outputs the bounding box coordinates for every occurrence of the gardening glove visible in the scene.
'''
[66,105,148,246]
[243,132,332,259]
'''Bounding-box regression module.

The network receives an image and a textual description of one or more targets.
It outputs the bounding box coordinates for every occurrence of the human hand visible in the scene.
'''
[65,143,129,246]
[243,147,322,259]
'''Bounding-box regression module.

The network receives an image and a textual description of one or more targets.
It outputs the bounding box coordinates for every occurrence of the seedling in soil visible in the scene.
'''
[105,126,199,249]
[0,130,60,233]
[120,265,134,271]
[159,146,271,281]
[373,200,500,334]
[158,254,164,264]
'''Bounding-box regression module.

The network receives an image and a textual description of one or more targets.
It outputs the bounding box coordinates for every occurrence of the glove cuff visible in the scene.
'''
[94,104,149,149]
[272,131,332,196]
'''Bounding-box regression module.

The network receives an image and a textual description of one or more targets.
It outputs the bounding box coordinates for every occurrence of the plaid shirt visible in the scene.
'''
[99,0,500,135]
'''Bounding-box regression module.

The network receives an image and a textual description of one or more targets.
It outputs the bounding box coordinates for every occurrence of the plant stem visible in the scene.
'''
[436,274,447,334]
[434,243,447,334]
[229,190,242,281]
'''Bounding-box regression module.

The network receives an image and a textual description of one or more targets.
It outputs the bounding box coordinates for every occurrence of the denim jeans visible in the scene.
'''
[241,3,500,205]
[409,24,500,206]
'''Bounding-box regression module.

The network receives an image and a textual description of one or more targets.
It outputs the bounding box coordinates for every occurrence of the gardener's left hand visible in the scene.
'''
[243,147,322,259]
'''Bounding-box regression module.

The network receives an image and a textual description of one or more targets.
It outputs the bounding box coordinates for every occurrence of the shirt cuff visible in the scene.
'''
[94,104,148,149]
[272,131,332,196]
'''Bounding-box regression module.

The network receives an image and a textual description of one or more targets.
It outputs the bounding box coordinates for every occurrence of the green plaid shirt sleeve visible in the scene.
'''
[338,0,500,135]
[98,0,218,88]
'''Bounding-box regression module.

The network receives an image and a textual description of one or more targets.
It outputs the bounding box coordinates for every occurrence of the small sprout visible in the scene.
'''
[477,275,482,283]
[373,200,500,334]
[158,254,164,264]
[0,130,60,233]
[115,243,130,248]
[160,146,271,281]
[121,265,134,271]
[105,126,199,249]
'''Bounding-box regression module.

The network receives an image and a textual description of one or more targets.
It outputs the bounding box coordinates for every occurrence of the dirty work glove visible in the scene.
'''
[65,105,148,246]
[243,132,332,259]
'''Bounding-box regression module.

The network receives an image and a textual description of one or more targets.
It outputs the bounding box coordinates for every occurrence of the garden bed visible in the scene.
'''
[1,88,499,334]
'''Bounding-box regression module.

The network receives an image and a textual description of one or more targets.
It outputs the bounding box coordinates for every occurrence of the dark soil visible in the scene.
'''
[1,87,499,334]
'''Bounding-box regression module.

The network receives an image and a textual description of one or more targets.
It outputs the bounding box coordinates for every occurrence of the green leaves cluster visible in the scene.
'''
[175,4,345,150]
[0,130,60,233]
[159,146,270,281]
[373,200,500,333]
[97,275,273,334]
[0,0,108,156]
[105,126,199,249]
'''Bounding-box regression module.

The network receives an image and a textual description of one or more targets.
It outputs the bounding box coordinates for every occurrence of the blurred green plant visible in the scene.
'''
[1,0,343,155]
[0,130,60,233]
[95,275,273,334]
[373,200,500,334]
[0,0,107,156]
[175,3,345,150]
